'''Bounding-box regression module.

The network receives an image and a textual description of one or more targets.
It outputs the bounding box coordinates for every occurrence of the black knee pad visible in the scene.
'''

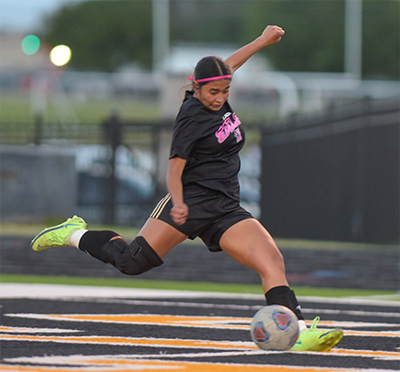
[101,237,129,266]
[102,236,163,276]
[79,230,120,262]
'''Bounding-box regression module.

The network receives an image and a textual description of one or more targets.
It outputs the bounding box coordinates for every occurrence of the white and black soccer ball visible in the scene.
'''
[250,305,299,351]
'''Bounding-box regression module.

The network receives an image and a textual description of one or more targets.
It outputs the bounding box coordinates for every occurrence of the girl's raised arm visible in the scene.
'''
[225,25,285,74]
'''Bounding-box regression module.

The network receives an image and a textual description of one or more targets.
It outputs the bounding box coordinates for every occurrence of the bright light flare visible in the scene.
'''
[50,45,72,66]
[21,35,40,55]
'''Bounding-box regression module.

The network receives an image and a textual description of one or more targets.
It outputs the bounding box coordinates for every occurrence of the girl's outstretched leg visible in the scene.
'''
[79,231,163,275]
[31,215,187,276]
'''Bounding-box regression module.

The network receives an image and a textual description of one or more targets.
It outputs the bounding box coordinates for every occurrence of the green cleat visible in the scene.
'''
[291,317,343,352]
[31,215,87,251]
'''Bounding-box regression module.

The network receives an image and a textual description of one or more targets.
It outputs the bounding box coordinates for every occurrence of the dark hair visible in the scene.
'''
[193,56,232,87]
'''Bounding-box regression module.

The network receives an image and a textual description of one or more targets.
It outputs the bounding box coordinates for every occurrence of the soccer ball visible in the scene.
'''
[250,305,299,351]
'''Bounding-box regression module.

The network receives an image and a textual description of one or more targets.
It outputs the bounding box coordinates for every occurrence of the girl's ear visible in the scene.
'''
[193,82,200,92]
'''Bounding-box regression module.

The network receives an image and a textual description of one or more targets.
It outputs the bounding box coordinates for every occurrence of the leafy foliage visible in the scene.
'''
[240,0,345,73]
[42,0,152,72]
[362,0,400,79]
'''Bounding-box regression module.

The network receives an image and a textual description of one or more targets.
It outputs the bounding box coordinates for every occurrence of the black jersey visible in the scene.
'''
[170,90,245,201]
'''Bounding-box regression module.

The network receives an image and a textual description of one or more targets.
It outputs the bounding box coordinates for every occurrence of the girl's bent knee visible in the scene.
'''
[103,236,164,276]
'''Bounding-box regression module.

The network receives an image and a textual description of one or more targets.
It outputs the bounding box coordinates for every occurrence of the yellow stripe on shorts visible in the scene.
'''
[150,193,171,219]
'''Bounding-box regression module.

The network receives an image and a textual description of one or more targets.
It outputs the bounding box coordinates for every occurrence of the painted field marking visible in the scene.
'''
[62,297,400,319]
[6,313,400,331]
[5,351,267,365]
[66,297,263,311]
[0,358,374,372]
[2,333,400,361]
[4,348,400,372]
[0,333,257,350]
[329,348,400,361]
[9,348,400,365]
[341,329,400,337]
[1,283,399,307]
[0,326,82,334]
[313,320,400,328]
[1,284,399,372]
[301,308,400,319]
[0,283,264,301]
[6,313,251,330]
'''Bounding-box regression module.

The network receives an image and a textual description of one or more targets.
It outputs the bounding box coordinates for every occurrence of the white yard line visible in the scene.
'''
[0,283,399,307]
[0,283,262,300]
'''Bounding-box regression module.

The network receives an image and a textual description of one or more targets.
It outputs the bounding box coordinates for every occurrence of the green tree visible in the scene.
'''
[363,0,400,80]
[170,0,399,80]
[170,0,246,44]
[240,0,346,73]
[41,0,152,72]
[255,0,400,80]
[41,0,399,79]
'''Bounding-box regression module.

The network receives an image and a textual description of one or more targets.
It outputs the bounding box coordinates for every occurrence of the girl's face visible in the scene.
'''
[193,79,231,111]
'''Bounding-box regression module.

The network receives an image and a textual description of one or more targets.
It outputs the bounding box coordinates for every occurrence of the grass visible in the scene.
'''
[2,221,397,252]
[0,92,160,124]
[0,91,279,125]
[1,274,398,299]
[273,238,399,251]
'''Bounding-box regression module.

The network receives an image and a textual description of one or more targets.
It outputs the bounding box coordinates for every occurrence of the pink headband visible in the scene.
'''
[188,75,232,83]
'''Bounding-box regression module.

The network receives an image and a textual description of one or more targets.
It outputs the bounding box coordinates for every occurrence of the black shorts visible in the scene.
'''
[150,185,253,252]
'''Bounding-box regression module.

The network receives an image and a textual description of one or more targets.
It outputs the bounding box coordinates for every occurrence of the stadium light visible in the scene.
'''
[21,35,41,55]
[50,45,72,67]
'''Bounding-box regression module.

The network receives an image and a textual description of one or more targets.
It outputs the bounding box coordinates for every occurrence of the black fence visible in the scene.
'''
[0,116,175,226]
[100,115,175,224]
[260,100,400,244]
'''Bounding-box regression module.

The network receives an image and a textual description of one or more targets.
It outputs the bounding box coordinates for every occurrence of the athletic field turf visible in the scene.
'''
[1,283,399,371]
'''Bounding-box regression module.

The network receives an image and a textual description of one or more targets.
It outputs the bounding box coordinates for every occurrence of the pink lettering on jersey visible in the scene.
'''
[215,113,242,143]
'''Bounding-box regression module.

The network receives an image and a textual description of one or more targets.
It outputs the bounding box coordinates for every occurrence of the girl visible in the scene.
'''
[31,25,343,352]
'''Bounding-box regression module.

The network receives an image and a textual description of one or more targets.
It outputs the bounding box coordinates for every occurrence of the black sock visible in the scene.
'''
[78,230,119,262]
[265,285,305,321]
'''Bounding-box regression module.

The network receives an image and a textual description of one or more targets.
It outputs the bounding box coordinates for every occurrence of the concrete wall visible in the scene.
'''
[0,146,77,221]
